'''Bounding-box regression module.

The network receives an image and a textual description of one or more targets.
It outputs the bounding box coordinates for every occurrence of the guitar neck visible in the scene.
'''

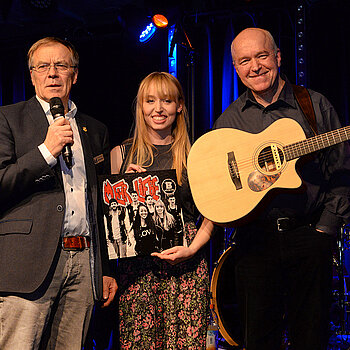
[284,125,350,160]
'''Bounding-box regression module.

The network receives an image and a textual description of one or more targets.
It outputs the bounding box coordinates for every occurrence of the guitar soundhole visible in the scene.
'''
[257,145,285,174]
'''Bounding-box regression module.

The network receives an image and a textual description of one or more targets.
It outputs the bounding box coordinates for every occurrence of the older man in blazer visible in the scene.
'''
[0,37,117,350]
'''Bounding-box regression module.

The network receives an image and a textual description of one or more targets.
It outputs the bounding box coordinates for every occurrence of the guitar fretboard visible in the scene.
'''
[284,125,350,161]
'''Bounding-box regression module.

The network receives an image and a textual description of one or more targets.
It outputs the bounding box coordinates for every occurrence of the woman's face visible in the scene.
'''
[155,203,164,216]
[139,206,148,219]
[142,82,182,137]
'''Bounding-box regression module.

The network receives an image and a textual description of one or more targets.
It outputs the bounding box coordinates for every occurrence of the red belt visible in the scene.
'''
[62,236,90,250]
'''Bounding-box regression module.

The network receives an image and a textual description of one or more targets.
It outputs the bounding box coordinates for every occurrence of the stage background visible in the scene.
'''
[1,1,349,348]
[0,0,349,148]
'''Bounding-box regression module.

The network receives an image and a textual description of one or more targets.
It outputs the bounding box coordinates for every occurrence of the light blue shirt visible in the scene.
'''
[37,96,90,237]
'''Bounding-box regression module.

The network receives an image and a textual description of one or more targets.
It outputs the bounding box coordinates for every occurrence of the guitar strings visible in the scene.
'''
[227,126,350,173]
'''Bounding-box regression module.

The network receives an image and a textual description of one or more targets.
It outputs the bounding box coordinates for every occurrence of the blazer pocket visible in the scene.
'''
[0,219,33,235]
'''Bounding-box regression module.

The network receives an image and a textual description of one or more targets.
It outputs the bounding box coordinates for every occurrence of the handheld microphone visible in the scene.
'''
[49,97,73,169]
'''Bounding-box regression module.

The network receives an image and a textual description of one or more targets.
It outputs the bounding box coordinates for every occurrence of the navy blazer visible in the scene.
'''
[0,97,110,300]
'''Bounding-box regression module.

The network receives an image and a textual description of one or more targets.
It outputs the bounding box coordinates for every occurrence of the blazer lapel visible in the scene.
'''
[75,113,98,206]
[26,97,49,145]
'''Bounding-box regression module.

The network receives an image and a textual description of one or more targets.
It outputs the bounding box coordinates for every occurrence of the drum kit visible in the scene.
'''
[209,226,350,350]
[209,227,243,349]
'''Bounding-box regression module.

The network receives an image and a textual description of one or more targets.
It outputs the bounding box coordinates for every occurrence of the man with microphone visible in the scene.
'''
[0,37,117,349]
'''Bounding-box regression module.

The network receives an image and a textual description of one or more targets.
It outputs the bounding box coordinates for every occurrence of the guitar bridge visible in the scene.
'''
[227,151,242,190]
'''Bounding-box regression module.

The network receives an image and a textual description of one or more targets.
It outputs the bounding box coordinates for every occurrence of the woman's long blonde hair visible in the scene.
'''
[153,199,175,230]
[125,72,191,185]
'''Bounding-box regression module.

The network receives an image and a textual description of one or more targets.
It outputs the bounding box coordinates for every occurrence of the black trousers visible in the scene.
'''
[234,225,333,350]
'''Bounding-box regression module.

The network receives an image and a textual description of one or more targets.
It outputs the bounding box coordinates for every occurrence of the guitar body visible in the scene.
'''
[187,118,307,224]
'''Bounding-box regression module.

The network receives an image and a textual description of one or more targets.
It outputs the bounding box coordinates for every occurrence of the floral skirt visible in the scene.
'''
[116,222,210,349]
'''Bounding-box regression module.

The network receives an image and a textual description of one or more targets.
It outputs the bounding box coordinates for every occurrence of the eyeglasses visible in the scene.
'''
[31,63,77,73]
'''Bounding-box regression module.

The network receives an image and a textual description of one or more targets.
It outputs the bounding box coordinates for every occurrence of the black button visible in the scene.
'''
[57,205,63,212]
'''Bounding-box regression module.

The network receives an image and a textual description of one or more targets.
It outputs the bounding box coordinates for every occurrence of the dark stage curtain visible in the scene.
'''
[0,3,349,348]
[0,47,28,106]
[179,2,349,136]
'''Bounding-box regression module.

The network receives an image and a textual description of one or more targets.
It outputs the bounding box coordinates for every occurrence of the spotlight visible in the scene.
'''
[139,23,156,43]
[295,2,306,86]
[29,0,52,9]
[168,25,177,77]
[139,14,169,43]
[152,14,168,29]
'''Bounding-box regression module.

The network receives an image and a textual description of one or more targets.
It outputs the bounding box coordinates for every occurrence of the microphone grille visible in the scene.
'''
[49,97,64,117]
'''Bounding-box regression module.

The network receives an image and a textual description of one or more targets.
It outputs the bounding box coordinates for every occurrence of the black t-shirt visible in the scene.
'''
[120,142,196,224]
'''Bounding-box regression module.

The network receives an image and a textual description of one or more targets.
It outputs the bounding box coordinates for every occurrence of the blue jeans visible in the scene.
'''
[0,248,94,350]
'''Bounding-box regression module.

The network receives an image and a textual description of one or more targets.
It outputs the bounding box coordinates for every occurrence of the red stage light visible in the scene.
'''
[152,14,168,29]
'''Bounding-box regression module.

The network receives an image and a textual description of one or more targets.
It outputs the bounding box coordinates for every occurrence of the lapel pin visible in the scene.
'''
[82,127,87,132]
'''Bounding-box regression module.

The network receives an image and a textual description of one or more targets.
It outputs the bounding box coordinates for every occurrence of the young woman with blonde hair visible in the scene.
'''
[111,71,214,349]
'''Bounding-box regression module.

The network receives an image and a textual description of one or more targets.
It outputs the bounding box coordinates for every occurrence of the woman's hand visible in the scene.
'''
[125,163,147,173]
[151,218,214,265]
[151,246,196,265]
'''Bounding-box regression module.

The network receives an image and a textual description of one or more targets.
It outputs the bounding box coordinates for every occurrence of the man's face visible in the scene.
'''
[131,193,138,203]
[146,196,154,205]
[30,43,78,109]
[232,29,281,96]
[110,201,118,211]
[169,197,176,205]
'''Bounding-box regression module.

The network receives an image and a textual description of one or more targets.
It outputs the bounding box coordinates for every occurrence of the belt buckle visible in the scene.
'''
[62,238,72,251]
[277,217,289,232]
[62,236,89,251]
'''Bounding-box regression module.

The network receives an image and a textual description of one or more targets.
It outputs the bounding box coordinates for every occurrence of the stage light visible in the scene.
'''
[295,2,306,86]
[139,14,169,43]
[168,25,177,77]
[152,14,168,29]
[29,0,52,9]
[139,22,156,43]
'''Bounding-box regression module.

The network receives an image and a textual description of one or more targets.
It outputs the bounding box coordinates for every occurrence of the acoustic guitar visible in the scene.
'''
[187,118,350,224]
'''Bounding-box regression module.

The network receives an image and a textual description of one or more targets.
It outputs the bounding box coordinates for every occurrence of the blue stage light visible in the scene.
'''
[168,25,177,77]
[139,23,156,43]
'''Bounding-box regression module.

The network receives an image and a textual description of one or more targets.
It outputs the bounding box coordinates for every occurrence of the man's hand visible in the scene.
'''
[101,276,118,308]
[44,118,73,158]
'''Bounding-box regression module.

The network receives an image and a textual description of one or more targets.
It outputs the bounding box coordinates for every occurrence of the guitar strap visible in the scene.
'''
[292,84,318,136]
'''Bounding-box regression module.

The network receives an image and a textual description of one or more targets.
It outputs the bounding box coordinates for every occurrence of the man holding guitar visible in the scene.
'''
[210,28,350,349]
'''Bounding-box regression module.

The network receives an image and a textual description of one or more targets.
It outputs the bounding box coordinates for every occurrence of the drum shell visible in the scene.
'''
[210,245,243,347]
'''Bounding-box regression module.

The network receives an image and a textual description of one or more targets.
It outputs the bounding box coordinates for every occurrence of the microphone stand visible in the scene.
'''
[335,225,349,336]
[182,29,195,144]
[169,23,195,143]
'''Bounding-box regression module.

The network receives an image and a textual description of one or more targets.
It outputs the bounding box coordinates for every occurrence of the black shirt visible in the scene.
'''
[213,78,350,233]
[120,143,196,224]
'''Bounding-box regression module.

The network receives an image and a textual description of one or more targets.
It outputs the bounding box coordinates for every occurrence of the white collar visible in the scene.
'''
[36,95,77,120]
